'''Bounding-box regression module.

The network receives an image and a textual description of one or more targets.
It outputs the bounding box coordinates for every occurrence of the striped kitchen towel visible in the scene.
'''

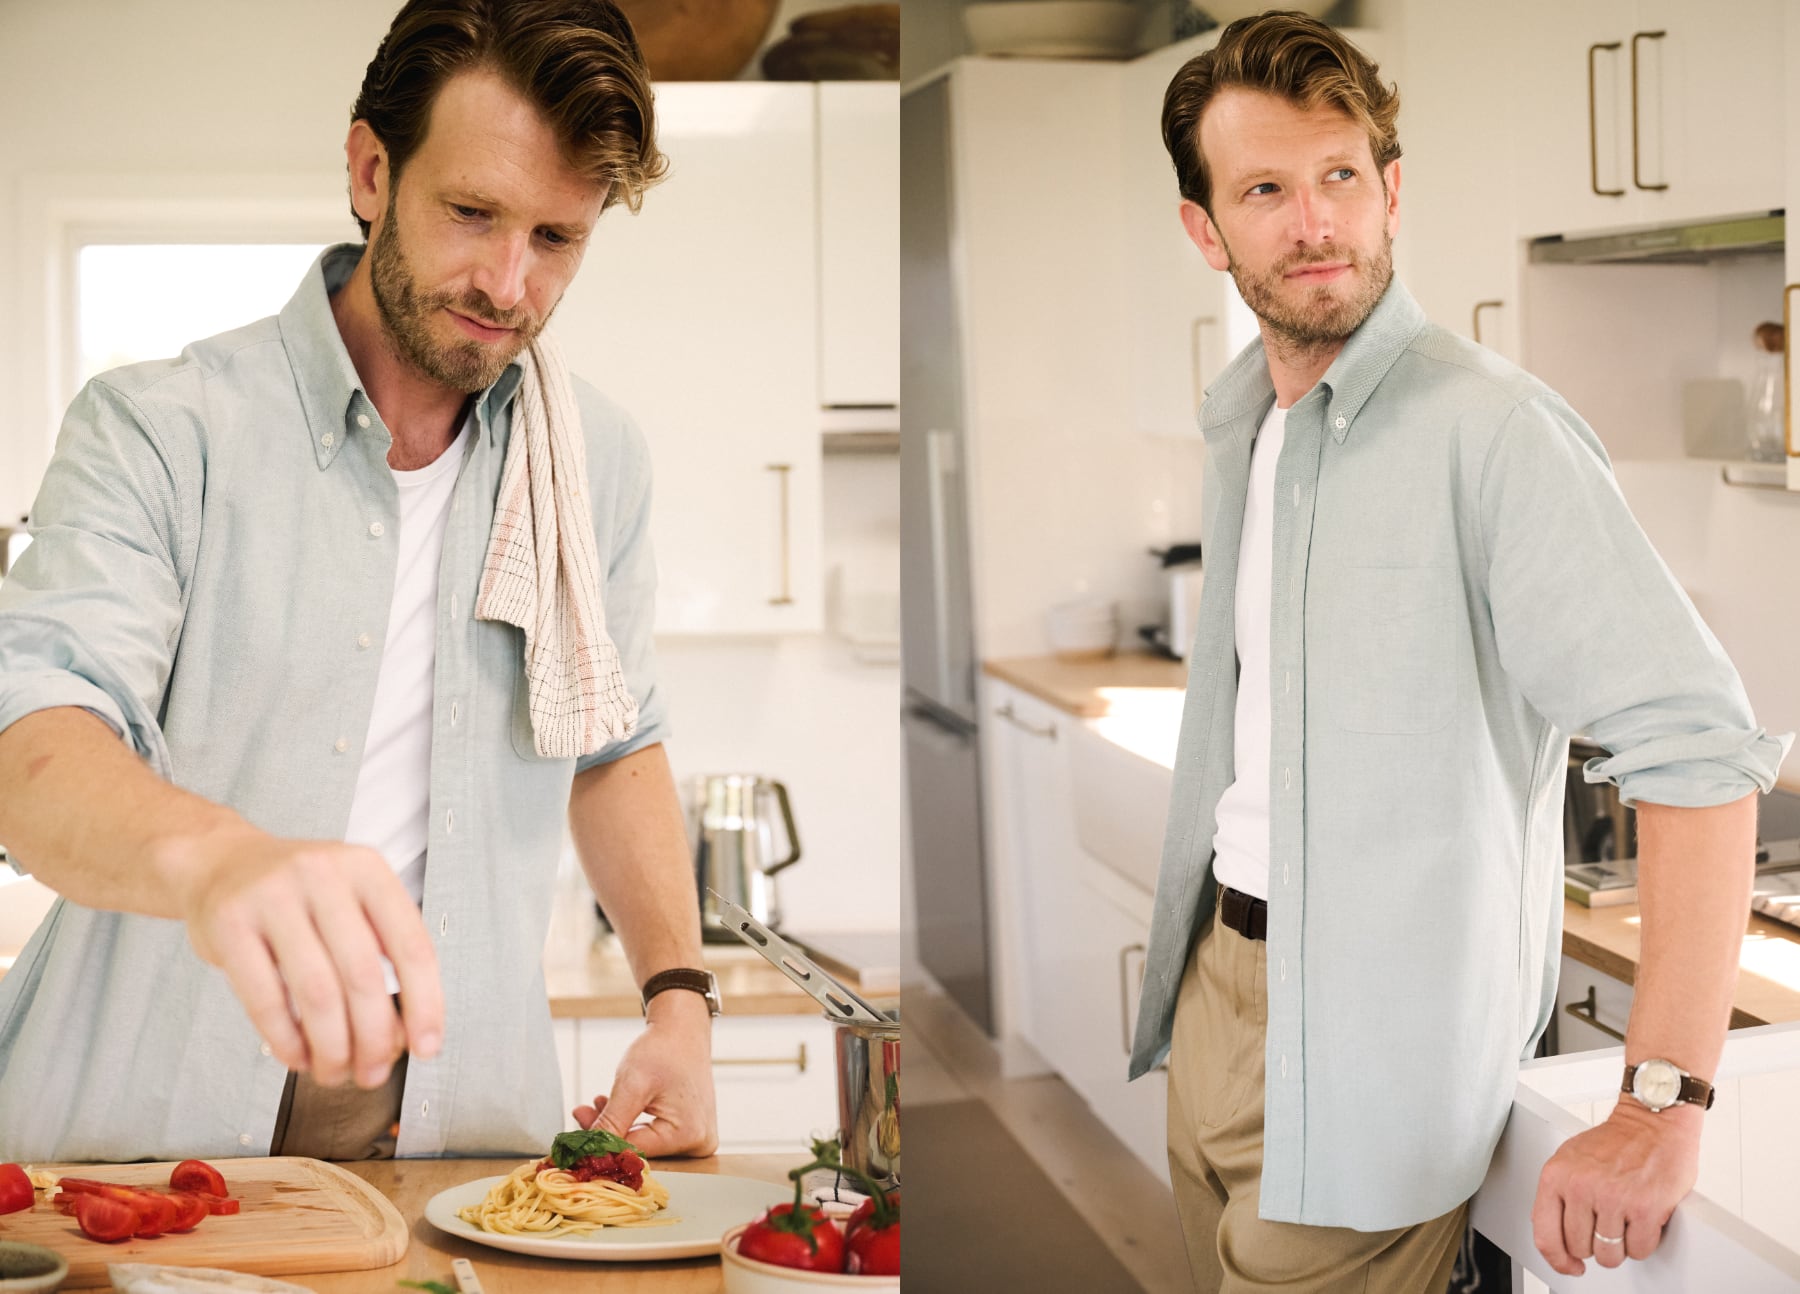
[475,329,638,757]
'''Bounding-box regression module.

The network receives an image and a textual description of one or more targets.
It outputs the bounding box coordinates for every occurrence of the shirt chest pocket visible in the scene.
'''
[1324,566,1463,735]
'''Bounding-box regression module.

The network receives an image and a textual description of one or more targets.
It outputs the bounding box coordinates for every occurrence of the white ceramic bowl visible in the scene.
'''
[1193,0,1333,25]
[720,1223,901,1292]
[963,1,1146,59]
[0,1243,67,1294]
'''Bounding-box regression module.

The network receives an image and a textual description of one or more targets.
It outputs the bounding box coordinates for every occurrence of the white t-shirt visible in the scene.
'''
[342,413,473,916]
[1209,401,1286,901]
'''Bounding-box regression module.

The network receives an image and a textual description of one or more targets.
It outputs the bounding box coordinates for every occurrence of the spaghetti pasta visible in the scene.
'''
[457,1159,674,1237]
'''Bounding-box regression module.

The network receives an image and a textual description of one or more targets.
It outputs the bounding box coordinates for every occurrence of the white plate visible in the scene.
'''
[424,1170,792,1262]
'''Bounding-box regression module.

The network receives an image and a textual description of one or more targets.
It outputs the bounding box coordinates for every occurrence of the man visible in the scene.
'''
[1126,13,1789,1292]
[0,0,718,1163]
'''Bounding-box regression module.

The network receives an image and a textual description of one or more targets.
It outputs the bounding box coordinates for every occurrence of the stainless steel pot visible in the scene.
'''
[833,1011,900,1190]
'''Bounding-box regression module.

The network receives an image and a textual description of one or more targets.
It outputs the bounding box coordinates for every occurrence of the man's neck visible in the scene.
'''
[329,256,466,471]
[1261,326,1344,410]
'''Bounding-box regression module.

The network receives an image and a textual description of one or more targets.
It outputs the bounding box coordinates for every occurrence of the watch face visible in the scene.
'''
[1633,1060,1683,1109]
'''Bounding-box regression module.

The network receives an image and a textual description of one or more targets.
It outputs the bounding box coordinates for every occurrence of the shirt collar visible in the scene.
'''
[1199,275,1428,446]
[277,242,527,470]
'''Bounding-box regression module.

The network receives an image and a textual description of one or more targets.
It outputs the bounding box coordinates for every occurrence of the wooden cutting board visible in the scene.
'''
[0,1156,408,1288]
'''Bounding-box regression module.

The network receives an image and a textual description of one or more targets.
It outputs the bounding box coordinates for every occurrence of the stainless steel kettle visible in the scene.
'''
[691,774,802,940]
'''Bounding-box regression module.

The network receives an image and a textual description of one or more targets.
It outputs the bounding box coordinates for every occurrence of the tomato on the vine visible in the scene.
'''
[737,1202,846,1272]
[846,1189,900,1276]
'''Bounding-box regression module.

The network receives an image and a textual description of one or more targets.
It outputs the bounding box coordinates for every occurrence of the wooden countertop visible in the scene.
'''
[545,936,896,1019]
[1562,900,1800,1027]
[297,1155,792,1293]
[983,653,1187,718]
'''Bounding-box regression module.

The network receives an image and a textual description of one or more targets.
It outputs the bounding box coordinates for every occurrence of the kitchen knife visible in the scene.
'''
[709,891,891,1025]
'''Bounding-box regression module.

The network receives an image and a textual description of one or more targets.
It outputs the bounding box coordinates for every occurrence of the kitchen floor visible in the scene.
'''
[908,980,1193,1293]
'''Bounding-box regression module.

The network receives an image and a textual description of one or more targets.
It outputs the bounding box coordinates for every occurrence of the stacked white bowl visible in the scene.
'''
[1046,596,1119,661]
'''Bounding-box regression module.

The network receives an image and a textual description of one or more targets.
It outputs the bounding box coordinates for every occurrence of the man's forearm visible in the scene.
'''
[1624,793,1758,1096]
[568,743,705,1000]
[0,706,250,917]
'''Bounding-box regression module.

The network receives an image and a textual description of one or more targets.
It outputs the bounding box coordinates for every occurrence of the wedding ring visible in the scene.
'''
[1593,1230,1625,1246]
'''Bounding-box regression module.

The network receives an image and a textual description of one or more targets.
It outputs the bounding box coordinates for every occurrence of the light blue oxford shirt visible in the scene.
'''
[1128,278,1791,1230]
[0,244,668,1161]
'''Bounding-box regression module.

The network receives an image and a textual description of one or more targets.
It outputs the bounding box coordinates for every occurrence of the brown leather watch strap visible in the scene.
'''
[1621,1061,1717,1110]
[641,967,721,1016]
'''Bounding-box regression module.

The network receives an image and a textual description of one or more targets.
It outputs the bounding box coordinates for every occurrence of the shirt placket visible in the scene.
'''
[1259,390,1327,1219]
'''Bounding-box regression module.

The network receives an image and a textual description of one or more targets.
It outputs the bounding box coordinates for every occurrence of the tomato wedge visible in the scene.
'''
[167,1190,210,1232]
[169,1159,228,1197]
[195,1191,241,1216]
[131,1190,179,1238]
[0,1163,32,1214]
[73,1193,138,1243]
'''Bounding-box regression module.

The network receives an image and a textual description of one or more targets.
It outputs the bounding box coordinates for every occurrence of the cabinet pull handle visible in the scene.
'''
[1119,942,1146,1055]
[1190,315,1218,415]
[1587,42,1625,197]
[995,702,1056,741]
[767,463,794,606]
[1629,31,1668,192]
[1565,986,1627,1043]
[715,1043,808,1072]
[1785,284,1798,459]
[1471,300,1503,347]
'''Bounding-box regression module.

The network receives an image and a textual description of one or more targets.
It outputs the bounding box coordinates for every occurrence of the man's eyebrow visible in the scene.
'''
[443,189,591,238]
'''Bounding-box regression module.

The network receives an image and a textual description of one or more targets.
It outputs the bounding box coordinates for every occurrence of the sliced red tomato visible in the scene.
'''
[195,1191,241,1216]
[74,1193,139,1243]
[0,1163,32,1214]
[52,1190,80,1216]
[130,1190,179,1238]
[166,1190,210,1232]
[169,1159,228,1197]
[52,1176,109,1195]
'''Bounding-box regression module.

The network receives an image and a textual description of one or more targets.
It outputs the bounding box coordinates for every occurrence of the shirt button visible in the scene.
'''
[420,1100,431,1118]
[450,701,459,725]
[1292,482,1299,507]
[259,1042,272,1058]
[1284,671,1291,695]
[1280,958,1288,981]
[238,1133,253,1147]
[357,413,371,429]
[1283,767,1292,790]
[440,914,450,936]
[1334,415,1347,430]
[369,521,385,538]
[1281,1055,1289,1079]
[357,632,372,650]
[334,737,349,753]
[445,809,456,833]
[450,594,459,619]
[321,433,334,450]
[1284,864,1291,886]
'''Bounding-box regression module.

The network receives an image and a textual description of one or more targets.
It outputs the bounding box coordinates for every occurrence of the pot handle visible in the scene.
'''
[762,780,803,874]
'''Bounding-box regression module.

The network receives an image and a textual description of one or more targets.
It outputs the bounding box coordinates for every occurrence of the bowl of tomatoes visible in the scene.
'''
[720,1139,899,1291]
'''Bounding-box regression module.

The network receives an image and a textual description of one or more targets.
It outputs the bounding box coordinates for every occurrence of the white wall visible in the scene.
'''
[0,1,901,934]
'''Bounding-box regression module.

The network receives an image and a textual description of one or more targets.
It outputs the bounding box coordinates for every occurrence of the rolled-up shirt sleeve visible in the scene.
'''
[1480,392,1790,807]
[574,395,669,774]
[0,379,189,784]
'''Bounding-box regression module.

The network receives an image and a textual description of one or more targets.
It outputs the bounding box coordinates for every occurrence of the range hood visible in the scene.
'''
[1529,212,1783,265]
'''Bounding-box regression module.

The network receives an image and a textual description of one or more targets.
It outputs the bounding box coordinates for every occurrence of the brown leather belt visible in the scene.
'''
[1219,885,1268,941]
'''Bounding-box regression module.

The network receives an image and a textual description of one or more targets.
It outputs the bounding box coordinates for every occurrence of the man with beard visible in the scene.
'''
[0,0,720,1163]
[1126,13,1787,1292]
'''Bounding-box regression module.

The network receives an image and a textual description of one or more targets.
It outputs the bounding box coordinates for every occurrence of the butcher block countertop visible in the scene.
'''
[982,653,1187,718]
[1562,899,1800,1028]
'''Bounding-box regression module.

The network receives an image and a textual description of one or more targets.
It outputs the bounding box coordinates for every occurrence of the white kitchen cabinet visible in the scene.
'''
[1511,0,1784,239]
[1551,953,1634,1056]
[555,84,822,634]
[571,1014,839,1154]
[818,84,899,409]
[1785,13,1800,491]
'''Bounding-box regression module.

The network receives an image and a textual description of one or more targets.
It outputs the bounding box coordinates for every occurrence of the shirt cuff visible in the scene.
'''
[1582,727,1795,807]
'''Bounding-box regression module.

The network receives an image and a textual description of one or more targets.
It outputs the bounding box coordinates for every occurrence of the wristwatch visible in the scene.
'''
[1622,1058,1715,1112]
[640,968,722,1017]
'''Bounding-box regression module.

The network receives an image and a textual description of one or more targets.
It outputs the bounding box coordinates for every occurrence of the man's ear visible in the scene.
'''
[345,120,388,230]
[1180,200,1231,273]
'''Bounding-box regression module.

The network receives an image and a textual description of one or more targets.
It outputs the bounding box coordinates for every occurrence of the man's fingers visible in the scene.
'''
[1591,1214,1630,1270]
[624,1119,685,1158]
[571,1095,609,1130]
[595,1085,646,1139]
[360,868,444,1060]
[263,913,353,1086]
[1561,1190,1598,1269]
[1531,1170,1583,1278]
[1625,1214,1663,1262]
[216,930,309,1072]
[307,877,405,1088]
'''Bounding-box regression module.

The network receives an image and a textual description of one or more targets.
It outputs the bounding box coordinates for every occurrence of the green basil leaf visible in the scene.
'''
[549,1127,637,1169]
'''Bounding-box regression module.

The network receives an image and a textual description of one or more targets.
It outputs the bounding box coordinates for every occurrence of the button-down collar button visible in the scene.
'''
[334,737,349,753]
[238,1133,254,1147]
[356,413,371,429]
[321,433,334,450]
[357,632,372,650]
[1334,415,1347,430]
[369,521,385,538]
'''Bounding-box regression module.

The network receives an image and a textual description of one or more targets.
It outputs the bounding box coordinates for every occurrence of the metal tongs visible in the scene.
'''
[709,890,891,1026]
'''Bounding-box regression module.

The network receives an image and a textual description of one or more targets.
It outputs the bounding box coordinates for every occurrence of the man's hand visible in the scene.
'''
[1531,1098,1701,1276]
[175,821,444,1090]
[571,991,717,1157]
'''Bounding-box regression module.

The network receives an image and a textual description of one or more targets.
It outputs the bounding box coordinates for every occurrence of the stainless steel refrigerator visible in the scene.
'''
[901,74,994,1034]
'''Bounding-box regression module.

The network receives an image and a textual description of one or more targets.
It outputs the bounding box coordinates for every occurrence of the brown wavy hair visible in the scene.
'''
[1162,11,1400,214]
[348,0,667,238]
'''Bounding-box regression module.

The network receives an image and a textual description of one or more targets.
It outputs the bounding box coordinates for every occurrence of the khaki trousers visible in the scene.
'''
[269,1056,408,1160]
[1166,901,1468,1293]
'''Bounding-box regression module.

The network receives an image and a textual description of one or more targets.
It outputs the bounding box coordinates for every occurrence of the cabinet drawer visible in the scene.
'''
[1555,955,1634,1054]
[575,1015,840,1154]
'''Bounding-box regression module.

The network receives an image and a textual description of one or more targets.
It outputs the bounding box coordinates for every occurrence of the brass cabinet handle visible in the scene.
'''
[1565,985,1627,1043]
[1472,300,1504,346]
[766,463,794,606]
[1630,31,1668,191]
[1588,42,1625,197]
[1190,315,1218,415]
[1785,284,1798,459]
[995,701,1056,741]
[715,1043,807,1072]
